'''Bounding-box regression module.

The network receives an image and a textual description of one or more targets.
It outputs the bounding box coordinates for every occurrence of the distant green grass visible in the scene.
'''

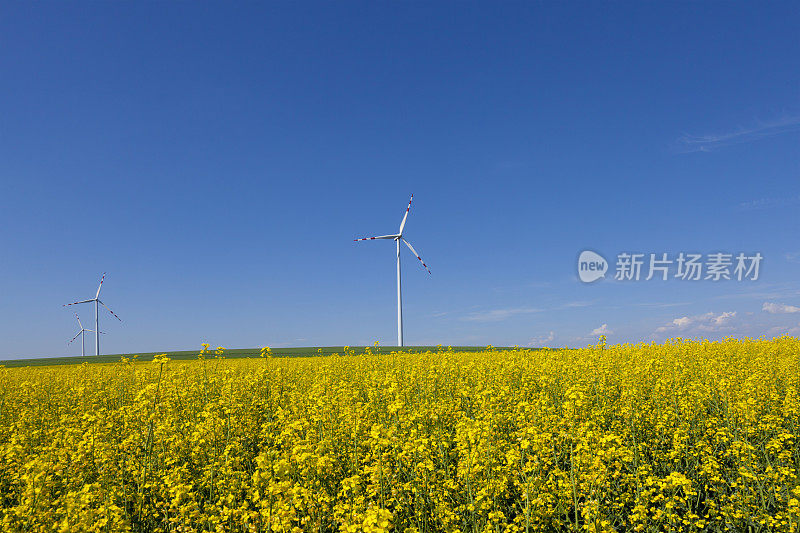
[0,346,508,368]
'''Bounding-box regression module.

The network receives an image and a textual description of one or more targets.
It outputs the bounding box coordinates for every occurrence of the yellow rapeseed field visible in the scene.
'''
[0,339,798,532]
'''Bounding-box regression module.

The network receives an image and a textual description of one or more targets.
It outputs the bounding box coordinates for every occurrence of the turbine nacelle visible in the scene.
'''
[353,195,429,275]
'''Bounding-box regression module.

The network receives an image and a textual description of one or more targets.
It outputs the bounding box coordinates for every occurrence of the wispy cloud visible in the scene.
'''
[767,323,800,337]
[654,311,737,334]
[637,301,691,308]
[738,195,800,211]
[762,302,800,314]
[676,115,800,153]
[591,324,612,336]
[561,301,592,309]
[461,307,542,322]
[527,331,555,347]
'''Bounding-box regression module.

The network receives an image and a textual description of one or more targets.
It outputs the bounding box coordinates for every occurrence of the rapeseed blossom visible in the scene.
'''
[0,338,798,531]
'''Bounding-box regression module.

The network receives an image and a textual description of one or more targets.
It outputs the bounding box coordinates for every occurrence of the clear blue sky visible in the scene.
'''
[1,2,798,358]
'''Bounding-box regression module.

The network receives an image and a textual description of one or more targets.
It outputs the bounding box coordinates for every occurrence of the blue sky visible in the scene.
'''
[1,2,798,358]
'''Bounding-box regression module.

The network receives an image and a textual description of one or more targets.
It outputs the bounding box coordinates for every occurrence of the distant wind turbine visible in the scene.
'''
[354,194,430,346]
[68,313,102,357]
[64,273,121,355]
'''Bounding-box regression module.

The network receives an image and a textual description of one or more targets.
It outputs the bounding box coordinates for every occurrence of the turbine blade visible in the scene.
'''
[95,273,106,299]
[98,300,121,321]
[64,299,94,307]
[402,238,431,274]
[68,331,81,344]
[354,234,400,242]
[398,194,413,234]
[75,314,82,329]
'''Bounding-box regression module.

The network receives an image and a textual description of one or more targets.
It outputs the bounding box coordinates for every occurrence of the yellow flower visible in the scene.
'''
[0,337,797,531]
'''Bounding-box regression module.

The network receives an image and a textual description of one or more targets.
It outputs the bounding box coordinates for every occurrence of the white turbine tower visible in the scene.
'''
[64,273,121,356]
[354,194,430,346]
[68,313,102,357]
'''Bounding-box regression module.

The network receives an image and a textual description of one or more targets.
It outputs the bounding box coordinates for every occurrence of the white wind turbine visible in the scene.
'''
[64,273,121,355]
[354,194,430,346]
[68,313,102,357]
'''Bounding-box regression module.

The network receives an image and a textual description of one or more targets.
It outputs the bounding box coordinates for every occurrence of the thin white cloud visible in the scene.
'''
[671,317,693,329]
[462,307,542,322]
[655,311,737,334]
[739,195,800,211]
[676,115,800,153]
[768,324,800,337]
[697,311,737,332]
[527,331,555,347]
[637,301,691,308]
[763,302,800,314]
[561,301,592,309]
[712,311,736,325]
[591,324,612,336]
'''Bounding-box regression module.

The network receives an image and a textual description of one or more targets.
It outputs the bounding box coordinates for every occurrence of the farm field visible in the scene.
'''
[0,339,798,532]
[0,346,497,369]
